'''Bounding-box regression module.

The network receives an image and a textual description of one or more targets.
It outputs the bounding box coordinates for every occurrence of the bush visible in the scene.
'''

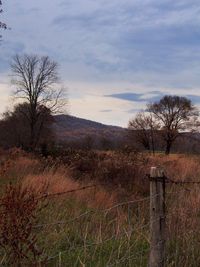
[0,183,45,266]
[44,149,149,194]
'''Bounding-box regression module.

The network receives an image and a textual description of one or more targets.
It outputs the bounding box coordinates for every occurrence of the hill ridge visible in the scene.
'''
[53,114,126,145]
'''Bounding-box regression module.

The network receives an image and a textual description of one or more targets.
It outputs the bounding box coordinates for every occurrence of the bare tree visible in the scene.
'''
[11,54,66,150]
[148,95,198,155]
[128,111,160,154]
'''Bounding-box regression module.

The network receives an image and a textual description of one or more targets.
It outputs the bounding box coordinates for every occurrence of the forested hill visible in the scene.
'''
[53,115,127,147]
[53,115,124,131]
[52,115,200,153]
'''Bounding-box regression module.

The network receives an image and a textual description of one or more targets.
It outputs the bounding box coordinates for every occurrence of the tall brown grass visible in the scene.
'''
[23,169,117,209]
[1,149,200,266]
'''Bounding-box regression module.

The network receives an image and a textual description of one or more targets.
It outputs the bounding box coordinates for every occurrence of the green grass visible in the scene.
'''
[32,196,151,267]
[1,151,200,266]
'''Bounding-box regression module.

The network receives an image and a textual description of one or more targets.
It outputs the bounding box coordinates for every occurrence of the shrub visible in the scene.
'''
[0,183,45,266]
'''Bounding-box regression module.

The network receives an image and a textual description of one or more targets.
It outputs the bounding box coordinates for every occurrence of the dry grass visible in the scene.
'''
[0,149,41,180]
[23,169,117,210]
[1,149,200,266]
[148,153,200,181]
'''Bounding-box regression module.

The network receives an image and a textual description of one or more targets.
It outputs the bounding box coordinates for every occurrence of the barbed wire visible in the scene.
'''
[34,187,200,230]
[146,173,200,185]
[36,212,200,267]
[34,186,200,266]
[45,225,150,264]
[166,177,200,185]
[33,194,163,229]
[37,183,105,200]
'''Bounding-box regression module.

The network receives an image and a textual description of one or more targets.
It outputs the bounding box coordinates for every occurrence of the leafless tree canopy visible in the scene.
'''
[11,54,67,150]
[128,96,199,155]
[11,54,66,112]
[128,111,160,154]
[147,95,198,154]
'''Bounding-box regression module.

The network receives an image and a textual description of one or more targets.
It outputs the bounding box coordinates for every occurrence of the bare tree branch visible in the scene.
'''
[11,54,67,150]
[147,95,198,154]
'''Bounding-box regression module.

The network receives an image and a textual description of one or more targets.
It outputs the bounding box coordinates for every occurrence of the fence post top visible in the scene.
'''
[150,166,164,178]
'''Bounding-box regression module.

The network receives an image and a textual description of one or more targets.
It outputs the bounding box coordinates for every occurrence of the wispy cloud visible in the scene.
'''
[127,108,143,114]
[105,91,200,105]
[100,109,113,113]
[105,91,165,102]
[105,93,145,102]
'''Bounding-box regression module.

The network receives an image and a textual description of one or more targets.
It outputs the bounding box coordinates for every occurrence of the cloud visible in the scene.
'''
[49,0,200,89]
[105,93,144,102]
[105,91,200,105]
[1,0,200,126]
[69,94,146,127]
[0,81,14,116]
[0,41,25,72]
[127,108,144,114]
[105,91,165,102]
[4,0,200,83]
[100,109,113,113]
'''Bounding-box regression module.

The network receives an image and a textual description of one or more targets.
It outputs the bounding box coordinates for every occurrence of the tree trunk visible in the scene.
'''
[30,122,35,151]
[29,104,38,151]
[165,140,171,155]
[29,113,37,151]
[151,129,155,155]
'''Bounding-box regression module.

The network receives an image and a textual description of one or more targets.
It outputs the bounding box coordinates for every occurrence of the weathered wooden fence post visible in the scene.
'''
[148,167,166,267]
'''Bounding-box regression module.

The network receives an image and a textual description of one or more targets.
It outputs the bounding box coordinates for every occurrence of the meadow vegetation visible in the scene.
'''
[0,148,200,266]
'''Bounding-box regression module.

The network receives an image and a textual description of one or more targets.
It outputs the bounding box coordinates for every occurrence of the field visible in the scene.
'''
[0,148,200,266]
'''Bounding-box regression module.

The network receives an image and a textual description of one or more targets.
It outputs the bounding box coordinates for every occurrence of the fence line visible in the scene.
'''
[4,165,200,266]
[34,191,164,232]
[166,177,200,185]
[34,212,165,233]
[36,174,200,201]
[46,226,149,263]
[32,167,200,266]
[147,166,200,267]
[37,183,105,200]
[33,194,164,229]
[35,169,200,267]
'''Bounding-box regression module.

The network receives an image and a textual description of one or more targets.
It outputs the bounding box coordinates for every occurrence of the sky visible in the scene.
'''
[1,0,200,126]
